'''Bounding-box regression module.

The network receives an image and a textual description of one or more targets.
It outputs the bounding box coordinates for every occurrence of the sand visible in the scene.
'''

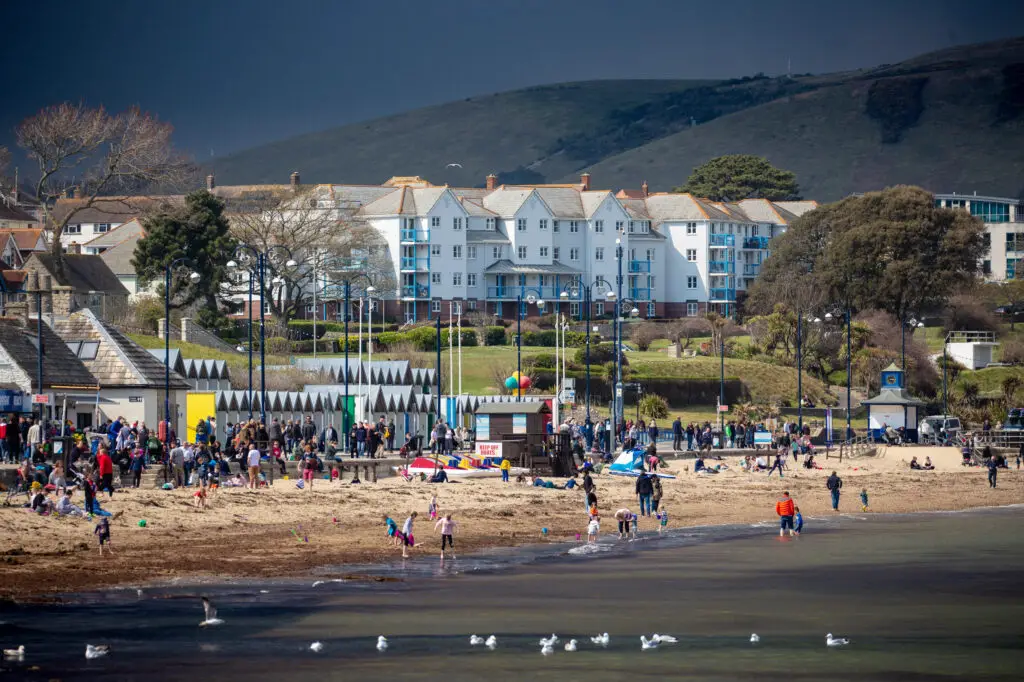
[1,446,1021,600]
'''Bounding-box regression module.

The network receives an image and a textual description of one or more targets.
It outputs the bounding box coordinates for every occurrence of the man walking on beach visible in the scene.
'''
[827,471,843,510]
[987,455,999,488]
[672,416,683,452]
[635,470,653,517]
[775,491,796,537]
[247,442,262,490]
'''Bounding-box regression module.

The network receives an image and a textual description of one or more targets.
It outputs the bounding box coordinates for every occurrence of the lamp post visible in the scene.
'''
[614,237,625,450]
[578,279,614,424]
[338,273,372,449]
[366,285,376,422]
[901,316,923,371]
[826,307,853,441]
[164,258,200,449]
[515,289,544,402]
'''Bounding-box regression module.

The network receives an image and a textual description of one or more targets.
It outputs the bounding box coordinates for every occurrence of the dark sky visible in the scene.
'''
[3,0,1023,160]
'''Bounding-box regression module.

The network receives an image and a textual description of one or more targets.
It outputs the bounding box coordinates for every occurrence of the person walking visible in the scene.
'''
[247,441,262,490]
[826,470,843,510]
[987,455,999,488]
[672,416,683,452]
[170,440,186,488]
[635,470,653,517]
[651,474,663,513]
[775,490,796,537]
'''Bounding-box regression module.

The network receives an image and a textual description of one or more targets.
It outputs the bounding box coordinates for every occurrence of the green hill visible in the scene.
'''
[212,37,1024,200]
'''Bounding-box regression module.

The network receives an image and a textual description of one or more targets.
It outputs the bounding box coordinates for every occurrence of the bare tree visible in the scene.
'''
[0,146,10,189]
[670,317,712,351]
[226,186,395,327]
[16,103,192,270]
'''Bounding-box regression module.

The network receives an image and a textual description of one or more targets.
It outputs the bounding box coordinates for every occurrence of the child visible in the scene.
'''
[428,494,438,521]
[587,515,600,543]
[94,517,113,556]
[401,511,417,558]
[434,513,457,559]
[860,488,869,512]
[383,514,399,546]
[630,513,639,540]
[193,483,208,511]
[794,506,804,535]
[657,508,669,534]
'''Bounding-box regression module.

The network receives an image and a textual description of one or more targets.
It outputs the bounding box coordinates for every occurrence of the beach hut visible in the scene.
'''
[860,364,926,442]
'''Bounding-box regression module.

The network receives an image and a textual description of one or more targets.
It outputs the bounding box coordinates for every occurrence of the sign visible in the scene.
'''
[477,441,503,459]
[558,389,576,403]
[615,385,623,397]
[825,408,834,446]
[129,396,144,403]
[0,390,25,412]
[512,414,527,434]
[476,414,490,441]
[32,394,49,405]
[718,404,729,412]
[754,430,772,445]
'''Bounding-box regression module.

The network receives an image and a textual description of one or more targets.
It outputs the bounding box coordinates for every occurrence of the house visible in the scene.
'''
[0,231,23,269]
[82,219,153,297]
[21,252,130,316]
[934,193,1024,280]
[3,228,47,262]
[0,199,38,230]
[0,315,98,427]
[49,308,190,435]
[51,196,173,251]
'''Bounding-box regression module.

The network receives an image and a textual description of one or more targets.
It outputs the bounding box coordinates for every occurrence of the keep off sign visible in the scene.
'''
[718,404,729,412]
[32,394,50,405]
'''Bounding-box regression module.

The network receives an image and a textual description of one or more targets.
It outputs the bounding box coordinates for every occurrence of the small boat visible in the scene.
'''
[398,455,527,479]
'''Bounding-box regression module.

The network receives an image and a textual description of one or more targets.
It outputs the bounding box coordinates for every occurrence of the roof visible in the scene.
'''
[459,198,498,217]
[82,218,144,249]
[0,201,37,223]
[1,270,27,291]
[475,400,549,415]
[52,196,178,226]
[2,228,46,251]
[482,188,536,218]
[484,260,581,275]
[773,200,818,216]
[25,253,130,296]
[98,231,143,276]
[860,388,926,407]
[49,309,189,389]
[534,188,585,219]
[144,349,231,380]
[466,230,510,244]
[0,318,97,390]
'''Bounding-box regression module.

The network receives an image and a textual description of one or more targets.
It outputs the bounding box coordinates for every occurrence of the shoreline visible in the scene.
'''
[2,446,1022,601]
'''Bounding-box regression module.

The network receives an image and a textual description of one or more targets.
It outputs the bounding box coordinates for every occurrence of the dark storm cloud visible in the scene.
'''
[1,0,1022,158]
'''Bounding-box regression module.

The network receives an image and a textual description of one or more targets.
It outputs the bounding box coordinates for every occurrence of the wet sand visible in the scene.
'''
[1,446,1021,600]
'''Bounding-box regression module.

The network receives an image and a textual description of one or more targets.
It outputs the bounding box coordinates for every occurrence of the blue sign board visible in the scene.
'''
[754,430,772,445]
[0,390,26,412]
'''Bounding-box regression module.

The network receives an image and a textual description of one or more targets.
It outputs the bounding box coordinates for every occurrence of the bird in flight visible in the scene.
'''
[446,163,463,168]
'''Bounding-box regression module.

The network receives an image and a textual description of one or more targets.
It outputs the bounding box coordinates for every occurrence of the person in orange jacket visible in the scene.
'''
[775,491,796,537]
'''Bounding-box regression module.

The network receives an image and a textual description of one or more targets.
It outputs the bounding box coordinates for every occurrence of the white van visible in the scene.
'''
[918,415,961,442]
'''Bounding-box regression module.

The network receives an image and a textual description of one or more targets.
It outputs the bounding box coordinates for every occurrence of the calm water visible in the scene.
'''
[2,508,1023,681]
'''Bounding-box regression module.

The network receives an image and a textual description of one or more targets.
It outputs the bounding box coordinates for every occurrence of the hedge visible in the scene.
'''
[484,326,506,346]
[509,330,596,348]
[287,320,397,339]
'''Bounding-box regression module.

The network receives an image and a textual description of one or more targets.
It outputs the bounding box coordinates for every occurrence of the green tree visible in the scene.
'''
[748,186,985,323]
[675,155,800,201]
[639,394,669,420]
[133,190,236,328]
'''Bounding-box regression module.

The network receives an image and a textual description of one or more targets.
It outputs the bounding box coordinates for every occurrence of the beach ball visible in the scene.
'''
[542,527,549,535]
[505,376,519,389]
[518,375,532,389]
[138,519,147,528]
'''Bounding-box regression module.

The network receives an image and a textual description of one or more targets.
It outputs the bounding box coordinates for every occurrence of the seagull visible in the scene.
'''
[750,633,760,643]
[640,636,659,650]
[446,163,463,169]
[310,641,323,653]
[540,643,554,656]
[136,589,143,598]
[2,646,24,659]
[377,635,388,652]
[539,634,559,647]
[469,635,484,646]
[590,633,610,646]
[826,633,850,647]
[485,635,497,649]
[564,639,578,652]
[651,634,678,644]
[199,596,224,627]
[85,644,110,659]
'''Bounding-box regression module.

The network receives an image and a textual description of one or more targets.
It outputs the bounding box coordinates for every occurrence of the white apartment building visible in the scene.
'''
[933,193,1022,281]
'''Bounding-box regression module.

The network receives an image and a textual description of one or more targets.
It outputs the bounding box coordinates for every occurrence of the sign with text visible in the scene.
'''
[476,441,503,459]
[0,390,25,412]
[512,414,527,434]
[754,430,772,445]
[476,414,490,441]
[31,394,49,405]
[718,404,729,412]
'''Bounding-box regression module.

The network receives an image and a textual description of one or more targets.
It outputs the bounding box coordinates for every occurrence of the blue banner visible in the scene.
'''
[0,390,26,412]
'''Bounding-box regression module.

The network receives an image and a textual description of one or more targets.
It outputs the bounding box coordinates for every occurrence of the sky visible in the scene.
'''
[3,0,1023,161]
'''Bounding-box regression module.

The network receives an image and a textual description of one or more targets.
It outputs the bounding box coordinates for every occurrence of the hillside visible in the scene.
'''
[212,37,1024,200]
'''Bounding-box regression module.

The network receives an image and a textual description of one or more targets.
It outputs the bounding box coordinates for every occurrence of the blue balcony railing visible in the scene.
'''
[400,257,418,270]
[743,263,761,276]
[709,287,736,301]
[742,236,770,250]
[629,287,651,300]
[628,260,651,273]
[709,233,735,247]
[487,286,511,299]
[708,260,734,274]
[401,285,430,299]
[400,229,430,243]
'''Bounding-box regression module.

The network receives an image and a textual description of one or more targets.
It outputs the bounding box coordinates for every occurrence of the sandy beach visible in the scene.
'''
[2,446,1021,600]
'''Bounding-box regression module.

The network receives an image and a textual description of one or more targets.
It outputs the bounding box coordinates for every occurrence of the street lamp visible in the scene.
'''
[795,313,821,432]
[228,259,255,418]
[339,272,373,448]
[901,316,924,371]
[825,308,853,442]
[164,259,199,449]
[366,285,377,422]
[515,289,544,403]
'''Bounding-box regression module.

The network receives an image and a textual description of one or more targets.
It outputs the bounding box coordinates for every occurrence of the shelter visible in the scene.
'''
[473,400,550,467]
[860,364,926,442]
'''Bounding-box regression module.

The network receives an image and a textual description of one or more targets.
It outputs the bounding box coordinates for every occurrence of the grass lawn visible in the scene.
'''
[953,365,1024,397]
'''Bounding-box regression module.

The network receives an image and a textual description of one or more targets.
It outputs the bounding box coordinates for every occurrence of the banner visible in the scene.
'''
[477,441,503,459]
[512,414,527,434]
[476,414,490,441]
[754,430,772,445]
[825,408,834,446]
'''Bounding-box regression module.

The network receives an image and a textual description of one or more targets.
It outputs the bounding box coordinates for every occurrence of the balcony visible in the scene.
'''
[709,287,736,302]
[487,286,511,299]
[743,263,761,276]
[742,236,770,250]
[628,260,651,273]
[629,287,651,300]
[400,229,430,243]
[708,260,734,274]
[400,256,427,271]
[401,284,430,299]
[709,233,735,247]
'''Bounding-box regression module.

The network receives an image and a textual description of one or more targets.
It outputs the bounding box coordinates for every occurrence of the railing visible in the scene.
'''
[709,233,735,247]
[629,287,651,300]
[400,257,418,270]
[709,260,734,274]
[709,287,736,301]
[742,236,770,249]
[628,260,651,273]
[743,263,761,276]
[400,229,430,243]
[946,330,997,343]
[487,286,511,299]
[401,285,430,298]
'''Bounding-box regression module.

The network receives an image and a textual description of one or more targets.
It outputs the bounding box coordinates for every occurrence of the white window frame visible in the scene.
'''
[553,220,560,232]
[686,222,697,235]
[646,248,655,261]
[687,276,697,289]
[618,221,626,233]
[66,224,81,235]
[569,302,580,317]
[452,273,462,286]
[431,272,442,284]
[431,217,441,228]
[569,221,579,233]
[687,302,698,317]
[539,246,549,258]
[492,246,502,259]
[517,245,527,259]
[486,218,496,229]
[539,219,548,230]
[595,247,604,261]
[517,218,527,232]
[431,244,441,256]
[594,220,604,233]
[96,223,111,233]
[432,300,441,313]
[467,245,477,259]
[686,249,697,262]
[467,273,477,287]
[468,300,478,310]
[453,245,463,259]
[647,302,656,317]
[570,247,579,261]
[595,302,605,316]
[553,247,560,261]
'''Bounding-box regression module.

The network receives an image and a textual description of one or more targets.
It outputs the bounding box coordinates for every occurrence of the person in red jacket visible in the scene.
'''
[95,447,115,499]
[775,491,796,537]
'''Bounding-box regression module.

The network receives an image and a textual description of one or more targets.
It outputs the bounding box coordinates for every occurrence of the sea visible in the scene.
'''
[2,507,1023,681]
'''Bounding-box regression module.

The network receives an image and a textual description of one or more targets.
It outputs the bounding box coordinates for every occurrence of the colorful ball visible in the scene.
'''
[511,371,521,379]
[505,376,519,389]
[138,519,147,528]
[518,375,532,389]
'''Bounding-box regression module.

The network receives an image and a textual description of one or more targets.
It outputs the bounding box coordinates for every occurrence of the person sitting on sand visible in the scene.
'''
[29,482,52,514]
[55,490,86,517]
[694,456,706,473]
[910,456,922,470]
[429,469,448,484]
[923,456,935,470]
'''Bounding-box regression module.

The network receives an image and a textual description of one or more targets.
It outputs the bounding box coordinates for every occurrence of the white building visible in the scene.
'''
[933,193,1022,281]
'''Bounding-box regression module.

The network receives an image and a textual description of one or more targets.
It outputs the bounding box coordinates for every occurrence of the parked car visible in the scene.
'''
[1003,408,1024,431]
[918,415,961,442]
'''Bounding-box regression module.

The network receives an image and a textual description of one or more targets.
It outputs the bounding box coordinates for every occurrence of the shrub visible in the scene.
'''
[1001,340,1024,365]
[484,326,507,346]
[942,294,1000,334]
[630,322,662,351]
[639,394,669,419]
[532,353,557,369]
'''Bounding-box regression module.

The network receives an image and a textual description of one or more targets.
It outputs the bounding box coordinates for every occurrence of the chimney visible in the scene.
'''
[641,180,649,198]
[206,174,215,191]
[485,173,498,191]
[72,187,81,199]
[580,172,591,191]
[290,171,301,191]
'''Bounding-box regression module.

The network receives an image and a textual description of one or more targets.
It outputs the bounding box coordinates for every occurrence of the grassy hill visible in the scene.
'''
[211,37,1024,200]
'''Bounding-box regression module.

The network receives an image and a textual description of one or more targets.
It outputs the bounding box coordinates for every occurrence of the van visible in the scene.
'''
[918,415,961,442]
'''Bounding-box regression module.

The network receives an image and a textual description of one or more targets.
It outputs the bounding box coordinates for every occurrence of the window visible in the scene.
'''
[641,221,650,233]
[553,247,560,261]
[431,217,441,228]
[452,273,462,286]
[468,245,477,259]
[617,221,625,233]
[517,246,527,259]
[539,219,548,230]
[971,201,1010,223]
[594,220,604,233]
[96,223,110,233]
[538,275,547,287]
[65,340,99,360]
[492,246,502,259]
[66,224,81,235]
[569,221,579,233]
[595,247,604,261]
[553,220,560,232]
[983,260,992,275]
[686,249,697,262]
[686,222,697,236]
[647,303,656,317]
[468,300,478,310]
[431,273,441,284]
[431,245,441,256]
[569,247,579,261]
[687,303,698,317]
[687,276,697,289]
[517,218,527,232]
[540,246,549,258]
[648,275,655,288]
[453,217,463,230]
[595,302,605,316]
[752,225,759,236]
[432,300,441,313]
[452,245,463,259]
[646,248,655,261]
[263,300,273,315]
[305,303,314,316]
[467,273,477,287]
[486,218,496,229]
[405,218,417,229]
[452,301,462,315]
[570,302,580,318]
